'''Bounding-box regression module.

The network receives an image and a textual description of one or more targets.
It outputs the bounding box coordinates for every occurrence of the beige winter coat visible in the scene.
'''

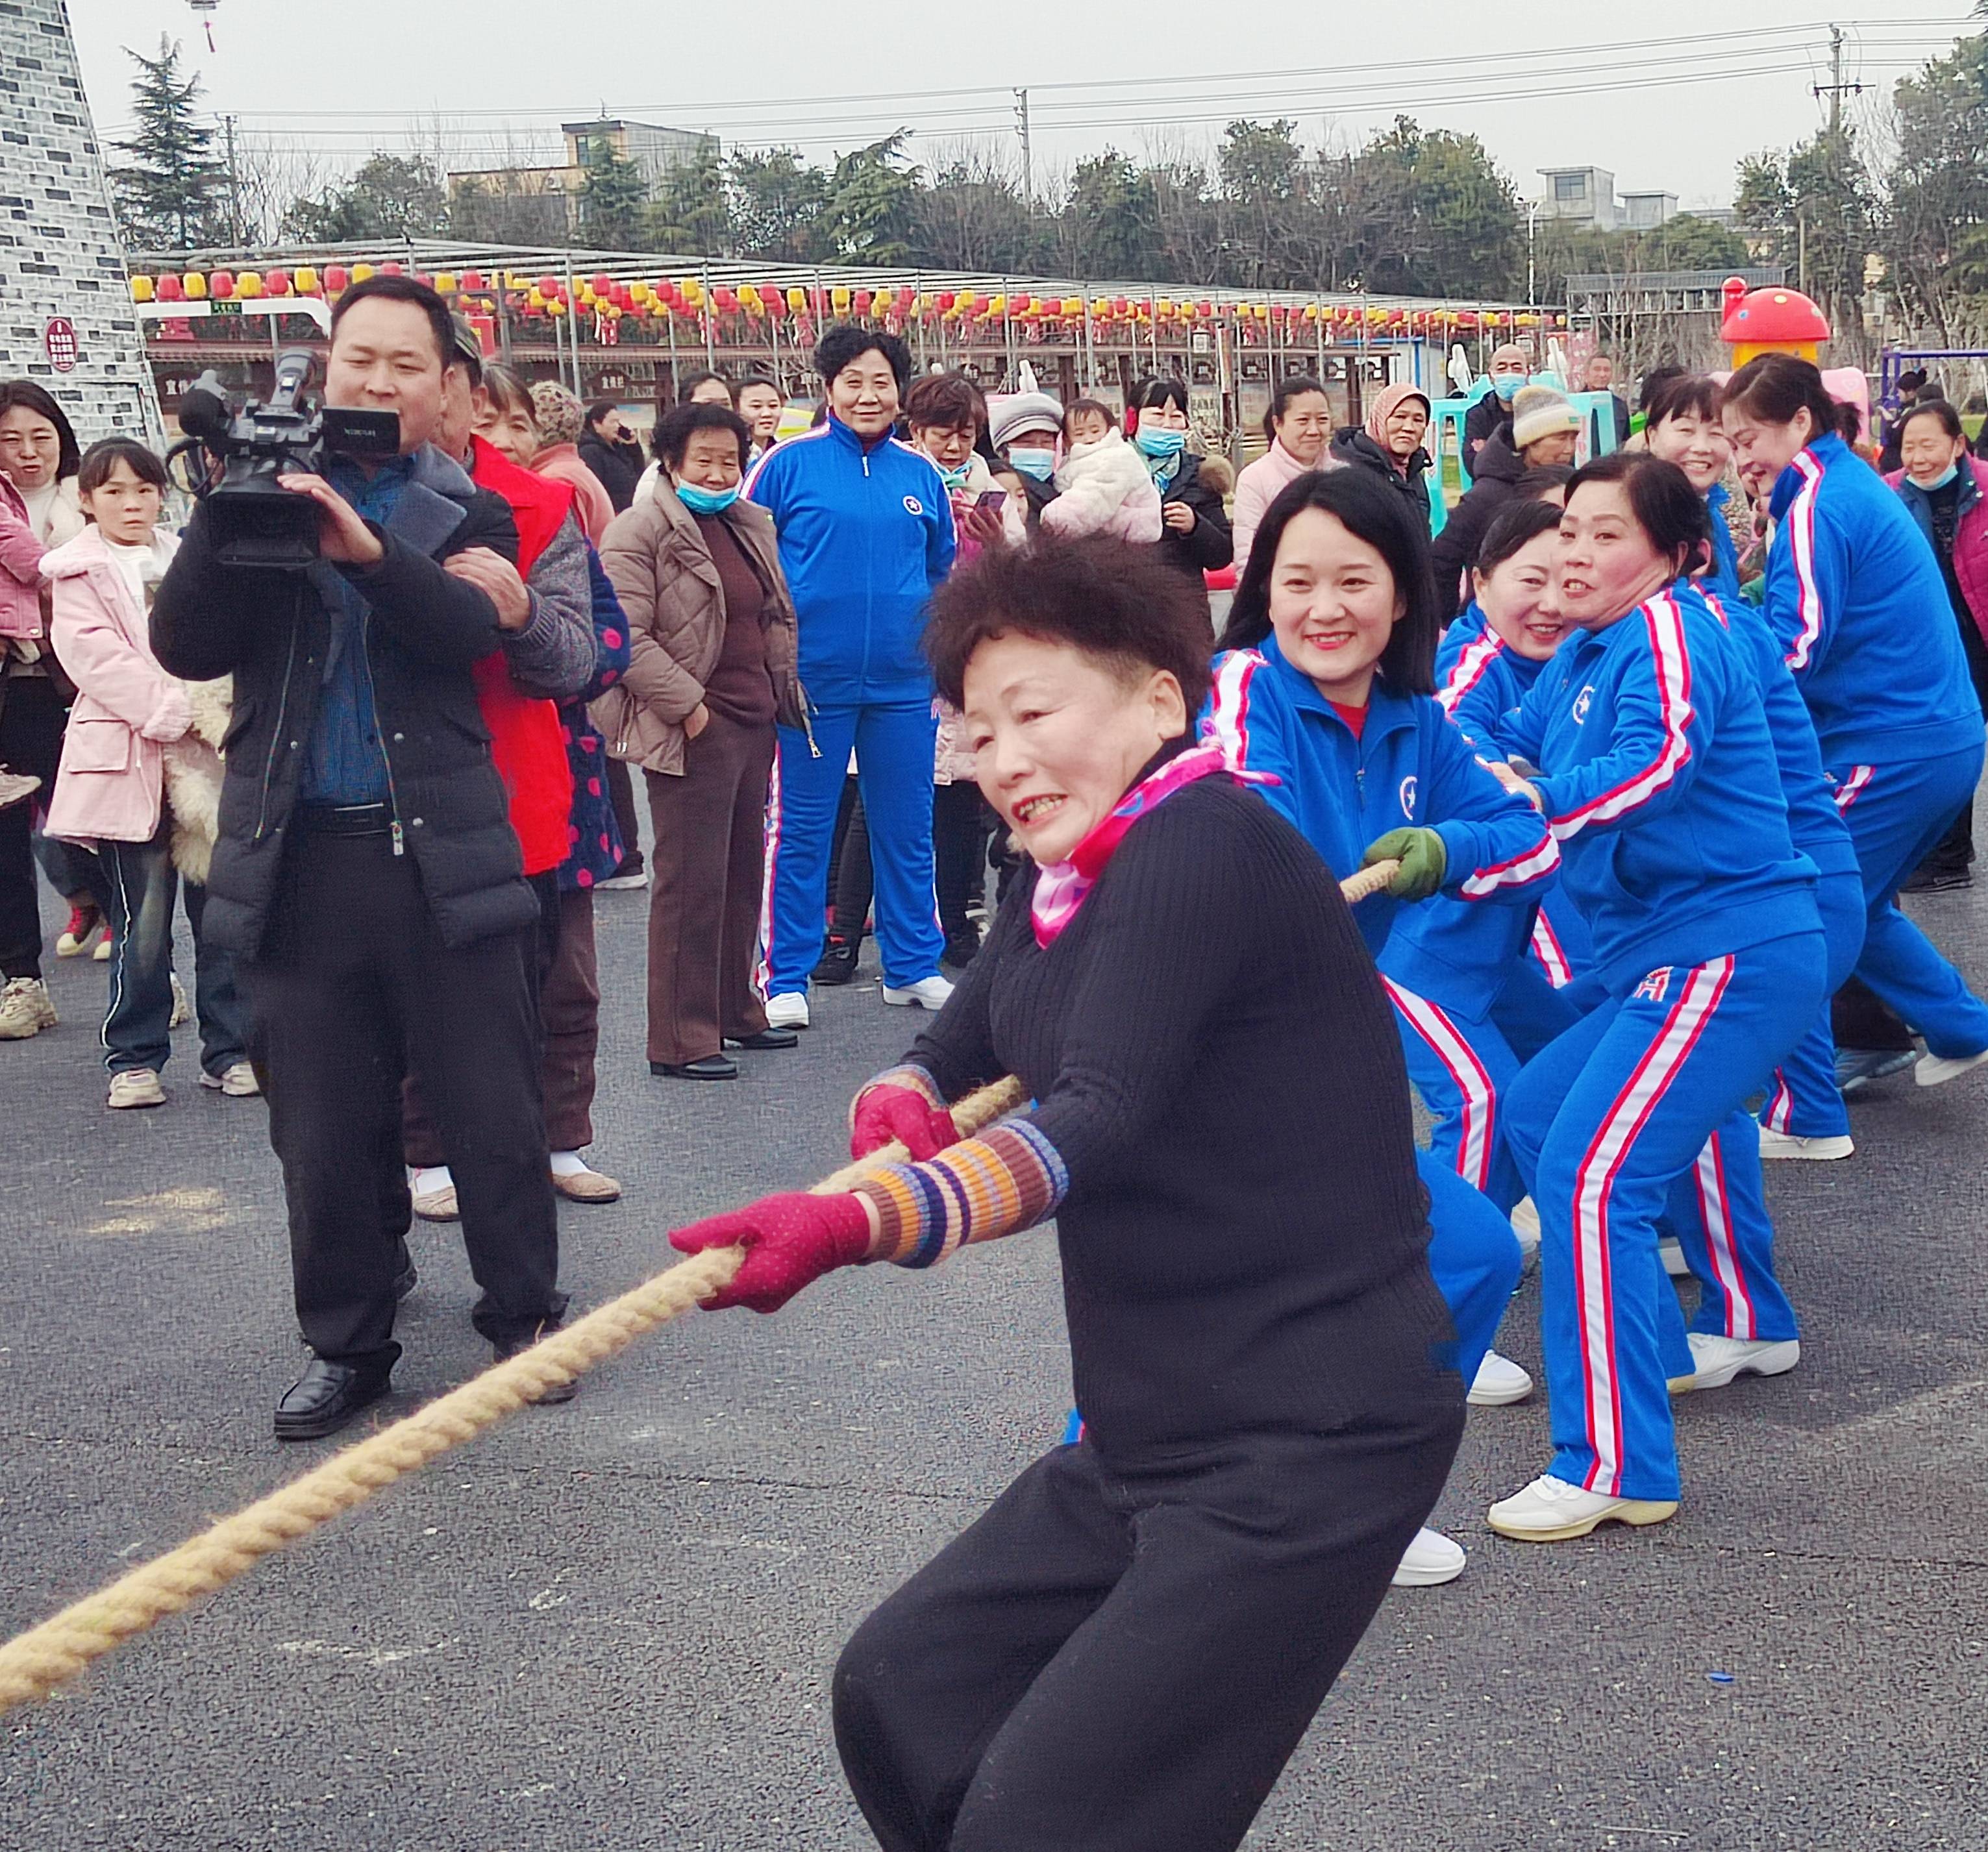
[593,481,803,776]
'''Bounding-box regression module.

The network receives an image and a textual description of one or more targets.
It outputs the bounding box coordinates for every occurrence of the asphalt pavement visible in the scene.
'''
[4,864,1988,1851]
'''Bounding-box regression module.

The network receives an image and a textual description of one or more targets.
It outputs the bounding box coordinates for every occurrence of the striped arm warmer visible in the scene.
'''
[852,1119,1069,1269]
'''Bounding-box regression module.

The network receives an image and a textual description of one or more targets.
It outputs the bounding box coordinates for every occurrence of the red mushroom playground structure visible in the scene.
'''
[1717,274,1872,447]
[126,240,1563,458]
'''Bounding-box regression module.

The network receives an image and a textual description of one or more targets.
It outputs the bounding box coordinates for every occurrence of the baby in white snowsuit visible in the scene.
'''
[1041,400,1163,543]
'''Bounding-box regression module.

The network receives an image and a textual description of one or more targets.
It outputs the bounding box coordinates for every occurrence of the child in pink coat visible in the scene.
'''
[43,438,251,1108]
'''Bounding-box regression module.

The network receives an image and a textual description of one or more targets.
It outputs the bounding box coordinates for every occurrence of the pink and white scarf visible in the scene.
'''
[1030,741,1271,947]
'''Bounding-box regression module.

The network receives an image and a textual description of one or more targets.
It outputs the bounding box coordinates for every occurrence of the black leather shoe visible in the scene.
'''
[392,1239,418,1301]
[651,1054,739,1080]
[494,1326,578,1404]
[942,931,981,971]
[725,1027,799,1050]
[275,1355,393,1441]
[812,937,860,985]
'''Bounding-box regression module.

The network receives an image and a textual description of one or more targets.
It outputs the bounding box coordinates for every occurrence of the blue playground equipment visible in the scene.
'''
[1425,374,1619,535]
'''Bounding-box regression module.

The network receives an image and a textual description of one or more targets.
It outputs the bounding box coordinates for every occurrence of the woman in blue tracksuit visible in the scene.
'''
[1201,467,1552,1583]
[1381,500,1585,1216]
[745,325,956,1026]
[1722,355,1988,1120]
[1485,455,1826,1544]
[1645,371,1870,1157]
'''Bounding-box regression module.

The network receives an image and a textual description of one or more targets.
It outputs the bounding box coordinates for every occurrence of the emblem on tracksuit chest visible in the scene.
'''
[1398,775,1418,819]
[1571,684,1595,725]
[902,495,924,516]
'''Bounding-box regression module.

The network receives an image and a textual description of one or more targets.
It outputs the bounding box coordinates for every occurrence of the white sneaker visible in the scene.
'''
[106,1067,166,1110]
[1916,1047,1988,1088]
[1467,1350,1534,1407]
[0,976,57,1039]
[1756,1126,1853,1160]
[1391,1525,1466,1587]
[1659,1237,1688,1279]
[597,869,650,891]
[1487,1474,1678,1542]
[1667,1331,1800,1394]
[881,974,955,1010]
[764,991,811,1031]
[169,972,190,1028]
[92,933,112,962]
[199,1060,261,1097]
[1509,1196,1541,1267]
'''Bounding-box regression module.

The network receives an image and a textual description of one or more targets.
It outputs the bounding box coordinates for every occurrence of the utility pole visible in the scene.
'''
[1814,24,1865,135]
[1014,88,1032,209]
[222,112,242,245]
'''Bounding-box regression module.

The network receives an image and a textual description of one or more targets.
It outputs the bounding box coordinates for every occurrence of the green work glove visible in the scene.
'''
[1362,827,1448,902]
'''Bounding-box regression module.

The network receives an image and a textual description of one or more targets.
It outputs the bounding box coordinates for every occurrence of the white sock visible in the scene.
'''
[410,1165,453,1195]
[549,1150,590,1178]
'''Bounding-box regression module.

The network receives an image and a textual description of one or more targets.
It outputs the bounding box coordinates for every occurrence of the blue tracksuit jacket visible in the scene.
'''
[1701,482,1746,604]
[744,417,956,704]
[1496,582,1821,993]
[1765,432,1980,766]
[1432,601,1547,743]
[1202,635,1558,959]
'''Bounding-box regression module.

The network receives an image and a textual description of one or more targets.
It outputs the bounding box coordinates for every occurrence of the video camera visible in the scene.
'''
[173,350,400,569]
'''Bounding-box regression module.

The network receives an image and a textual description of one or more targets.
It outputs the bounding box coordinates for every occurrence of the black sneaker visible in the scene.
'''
[942,930,981,971]
[1835,1046,1918,1096]
[1901,865,1972,894]
[493,1324,578,1404]
[813,937,861,985]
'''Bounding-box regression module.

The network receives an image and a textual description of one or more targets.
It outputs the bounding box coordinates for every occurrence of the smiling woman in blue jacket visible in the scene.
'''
[1203,465,1551,1587]
[1486,455,1826,1544]
[1722,354,1988,1114]
[745,326,957,1027]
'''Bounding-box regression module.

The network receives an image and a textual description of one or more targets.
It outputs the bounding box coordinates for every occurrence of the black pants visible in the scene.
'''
[932,781,990,943]
[832,785,873,946]
[605,755,644,878]
[0,674,68,980]
[834,1411,1461,1852]
[242,830,565,1368]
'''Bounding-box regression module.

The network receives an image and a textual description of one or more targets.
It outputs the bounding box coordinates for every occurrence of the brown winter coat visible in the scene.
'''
[593,482,804,776]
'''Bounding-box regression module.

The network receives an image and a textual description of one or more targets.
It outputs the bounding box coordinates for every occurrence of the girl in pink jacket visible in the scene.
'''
[44,439,251,1109]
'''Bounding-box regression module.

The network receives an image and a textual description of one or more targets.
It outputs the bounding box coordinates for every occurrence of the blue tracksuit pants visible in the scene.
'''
[1778,748,1988,1130]
[1759,867,1869,1139]
[762,701,945,998]
[1417,1150,1523,1387]
[1387,967,1580,1214]
[1504,933,1826,1501]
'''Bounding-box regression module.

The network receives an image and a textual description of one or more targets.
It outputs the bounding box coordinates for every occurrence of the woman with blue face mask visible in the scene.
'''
[1130,377,1233,604]
[597,400,806,1080]
[990,391,1067,532]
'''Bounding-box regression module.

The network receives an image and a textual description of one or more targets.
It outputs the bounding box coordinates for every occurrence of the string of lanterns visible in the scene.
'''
[129,262,1565,340]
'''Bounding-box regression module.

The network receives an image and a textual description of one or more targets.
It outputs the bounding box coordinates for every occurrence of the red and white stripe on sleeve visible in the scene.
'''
[1547,592,1695,842]
[1202,649,1265,768]
[1782,448,1826,672]
[1437,629,1505,716]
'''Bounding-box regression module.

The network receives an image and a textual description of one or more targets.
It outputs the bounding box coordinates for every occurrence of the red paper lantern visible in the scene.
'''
[1197,301,1213,319]
[897,286,915,310]
[209,269,235,299]
[461,270,485,291]
[538,275,560,298]
[156,273,184,302]
[324,265,349,293]
[854,288,873,315]
[763,288,783,320]
[264,268,291,296]
[381,261,403,277]
[713,286,738,313]
[937,291,956,313]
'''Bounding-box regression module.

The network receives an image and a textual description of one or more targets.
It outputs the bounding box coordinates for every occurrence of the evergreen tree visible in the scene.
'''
[577,135,650,250]
[823,134,919,264]
[284,153,447,243]
[111,36,230,249]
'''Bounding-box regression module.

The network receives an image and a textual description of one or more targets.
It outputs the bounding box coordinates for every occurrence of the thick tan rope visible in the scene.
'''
[0,863,1393,1717]
[0,1075,1027,1717]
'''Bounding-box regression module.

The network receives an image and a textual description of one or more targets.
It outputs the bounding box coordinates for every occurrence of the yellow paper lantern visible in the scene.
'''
[351,262,375,284]
[548,299,566,316]
[130,274,155,302]
[434,271,458,293]
[830,284,852,314]
[183,271,208,300]
[236,271,264,299]
[527,288,547,310]
[787,286,806,313]
[295,266,321,295]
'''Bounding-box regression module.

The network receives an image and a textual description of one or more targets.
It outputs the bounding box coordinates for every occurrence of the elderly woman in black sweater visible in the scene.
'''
[670,534,1464,1852]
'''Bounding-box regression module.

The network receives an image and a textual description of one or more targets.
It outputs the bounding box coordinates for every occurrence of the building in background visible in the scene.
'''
[1620,190,1680,230]
[1538,167,1619,232]
[1,0,162,442]
[449,120,719,241]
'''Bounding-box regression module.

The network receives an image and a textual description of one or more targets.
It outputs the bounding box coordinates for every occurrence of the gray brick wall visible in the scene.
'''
[0,0,162,444]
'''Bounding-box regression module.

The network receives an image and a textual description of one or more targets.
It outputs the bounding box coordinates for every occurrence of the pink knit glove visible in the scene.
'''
[850,1083,962,1162]
[669,1191,873,1313]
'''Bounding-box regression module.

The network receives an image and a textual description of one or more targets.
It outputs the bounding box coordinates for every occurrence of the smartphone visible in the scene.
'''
[974,488,1008,513]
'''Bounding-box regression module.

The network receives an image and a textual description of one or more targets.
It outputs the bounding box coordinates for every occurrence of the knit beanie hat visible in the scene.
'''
[989,391,1065,451]
[1511,384,1582,452]
[530,380,585,447]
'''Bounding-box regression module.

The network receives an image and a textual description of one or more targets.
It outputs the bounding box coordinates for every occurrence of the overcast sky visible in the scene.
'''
[69,2,1972,223]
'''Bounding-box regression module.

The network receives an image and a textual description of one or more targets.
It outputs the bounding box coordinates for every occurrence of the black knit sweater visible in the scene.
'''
[904,776,1455,1464]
